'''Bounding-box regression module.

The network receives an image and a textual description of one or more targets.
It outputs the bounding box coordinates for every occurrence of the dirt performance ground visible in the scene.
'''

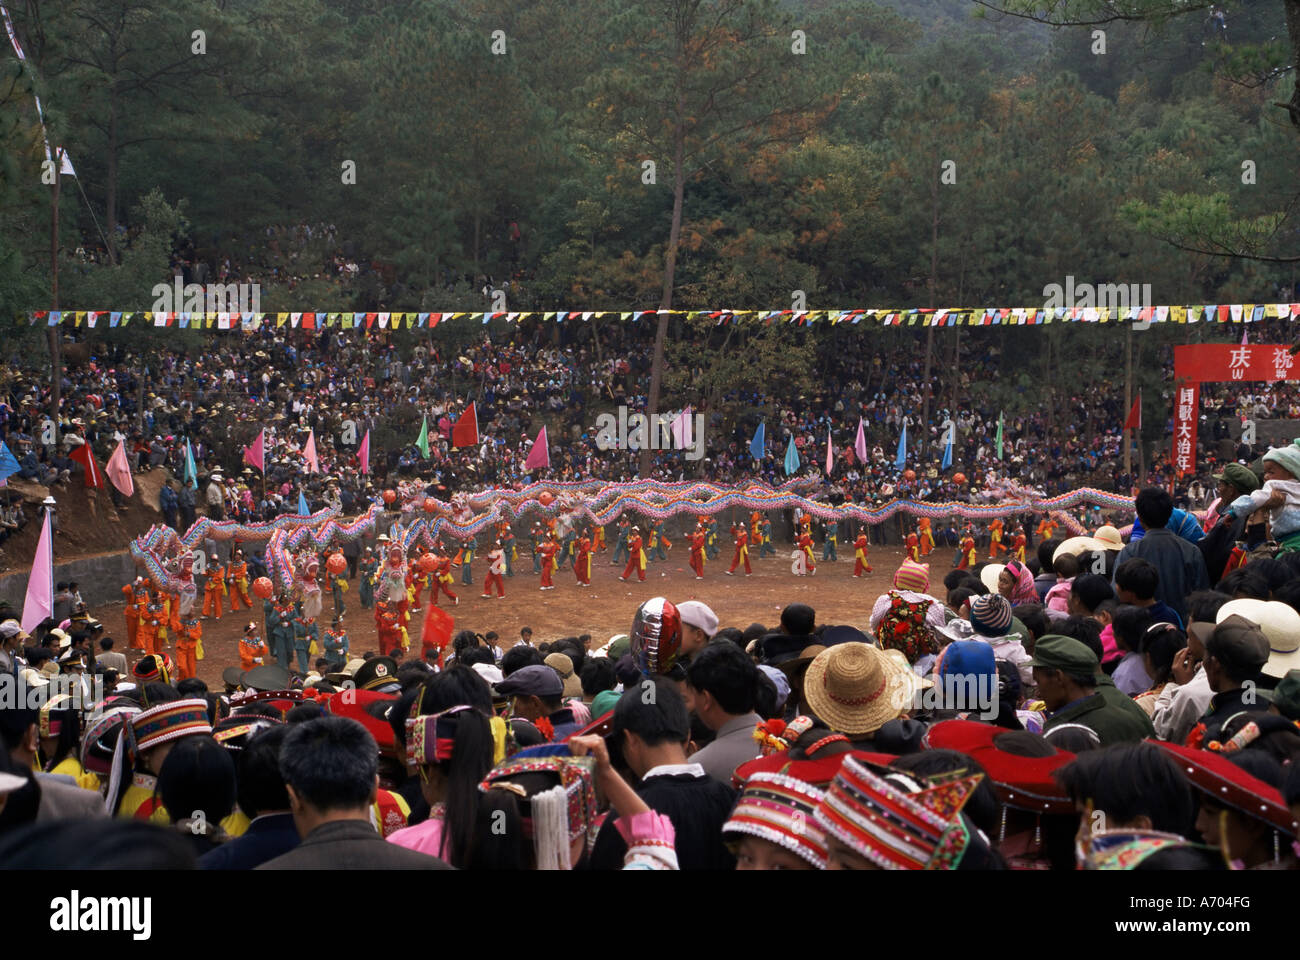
[89,544,931,687]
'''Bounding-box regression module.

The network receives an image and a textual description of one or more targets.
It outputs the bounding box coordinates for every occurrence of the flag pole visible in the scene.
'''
[1124,324,1133,478]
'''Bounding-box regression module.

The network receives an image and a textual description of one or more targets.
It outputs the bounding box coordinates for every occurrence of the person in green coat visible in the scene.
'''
[461,535,477,586]
[1032,635,1155,746]
[267,595,297,671]
[358,548,377,609]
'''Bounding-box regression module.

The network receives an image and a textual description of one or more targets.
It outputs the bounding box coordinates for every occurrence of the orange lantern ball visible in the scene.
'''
[953,472,967,485]
[382,489,397,505]
[538,492,555,507]
[252,577,274,600]
[326,553,346,576]
[420,552,438,573]
[903,469,916,481]
[423,497,438,513]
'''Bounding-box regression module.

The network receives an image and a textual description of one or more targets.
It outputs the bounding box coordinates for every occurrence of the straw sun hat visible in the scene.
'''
[803,642,929,737]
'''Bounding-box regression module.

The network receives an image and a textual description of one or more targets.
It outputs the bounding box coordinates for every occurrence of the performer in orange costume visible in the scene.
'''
[239,623,269,671]
[905,532,920,563]
[122,578,147,650]
[175,616,201,680]
[227,550,252,610]
[202,555,226,620]
[539,537,560,589]
[574,533,592,586]
[727,525,751,576]
[853,532,872,577]
[689,526,707,579]
[988,518,1007,559]
[797,531,816,576]
[918,517,935,557]
[620,528,647,582]
[957,535,978,570]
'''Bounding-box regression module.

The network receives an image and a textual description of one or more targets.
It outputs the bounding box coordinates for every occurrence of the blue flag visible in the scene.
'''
[750,422,765,462]
[784,437,800,476]
[941,427,953,471]
[894,423,907,470]
[184,439,198,490]
[0,442,19,482]
[298,490,309,515]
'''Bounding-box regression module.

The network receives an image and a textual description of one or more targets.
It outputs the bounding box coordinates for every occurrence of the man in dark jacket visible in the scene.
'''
[1197,463,1263,583]
[1032,636,1154,745]
[200,727,299,870]
[587,680,737,870]
[1112,488,1209,625]
[257,717,449,870]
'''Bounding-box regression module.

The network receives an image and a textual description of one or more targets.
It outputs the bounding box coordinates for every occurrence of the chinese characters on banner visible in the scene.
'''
[1171,344,1299,477]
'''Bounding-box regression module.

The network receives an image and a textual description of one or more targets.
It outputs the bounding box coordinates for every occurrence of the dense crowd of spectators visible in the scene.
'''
[0,313,1293,533]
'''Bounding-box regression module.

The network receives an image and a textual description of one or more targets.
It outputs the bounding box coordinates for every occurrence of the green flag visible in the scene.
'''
[996,412,1003,460]
[415,415,430,459]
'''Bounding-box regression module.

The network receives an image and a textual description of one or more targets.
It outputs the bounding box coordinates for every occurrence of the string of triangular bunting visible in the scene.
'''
[24,303,1300,330]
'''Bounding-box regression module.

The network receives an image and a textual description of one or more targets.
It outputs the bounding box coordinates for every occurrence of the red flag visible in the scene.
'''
[420,603,455,666]
[452,402,479,448]
[69,442,104,489]
[1123,393,1142,432]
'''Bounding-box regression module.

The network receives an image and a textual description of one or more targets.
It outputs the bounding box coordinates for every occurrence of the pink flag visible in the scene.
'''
[670,407,693,450]
[21,509,53,634]
[106,439,134,497]
[524,426,549,470]
[1242,326,1248,347]
[854,418,868,464]
[825,426,834,476]
[358,429,371,475]
[243,428,265,472]
[303,429,320,473]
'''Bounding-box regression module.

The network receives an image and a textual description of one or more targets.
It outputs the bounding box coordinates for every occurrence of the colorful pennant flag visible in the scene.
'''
[670,407,693,451]
[995,412,1004,461]
[244,428,265,472]
[0,441,19,483]
[854,418,868,464]
[452,403,479,448]
[784,437,800,476]
[524,426,549,470]
[69,442,104,489]
[358,429,371,475]
[421,603,455,667]
[21,508,53,634]
[106,440,134,497]
[303,429,320,473]
[750,422,766,462]
[825,426,833,476]
[1124,393,1142,432]
[184,439,198,490]
[416,415,430,460]
[298,490,309,516]
[895,423,907,470]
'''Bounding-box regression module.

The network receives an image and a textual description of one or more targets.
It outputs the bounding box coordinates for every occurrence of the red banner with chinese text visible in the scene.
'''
[1172,383,1200,478]
[1171,344,1300,477]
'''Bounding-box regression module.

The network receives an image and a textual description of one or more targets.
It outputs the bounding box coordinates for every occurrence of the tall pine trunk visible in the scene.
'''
[643,116,686,477]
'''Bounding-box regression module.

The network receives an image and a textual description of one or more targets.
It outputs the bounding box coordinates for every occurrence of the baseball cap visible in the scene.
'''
[1211,462,1260,495]
[1198,614,1270,675]
[495,664,563,698]
[677,601,718,638]
[1027,635,1100,675]
[1263,669,1300,721]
